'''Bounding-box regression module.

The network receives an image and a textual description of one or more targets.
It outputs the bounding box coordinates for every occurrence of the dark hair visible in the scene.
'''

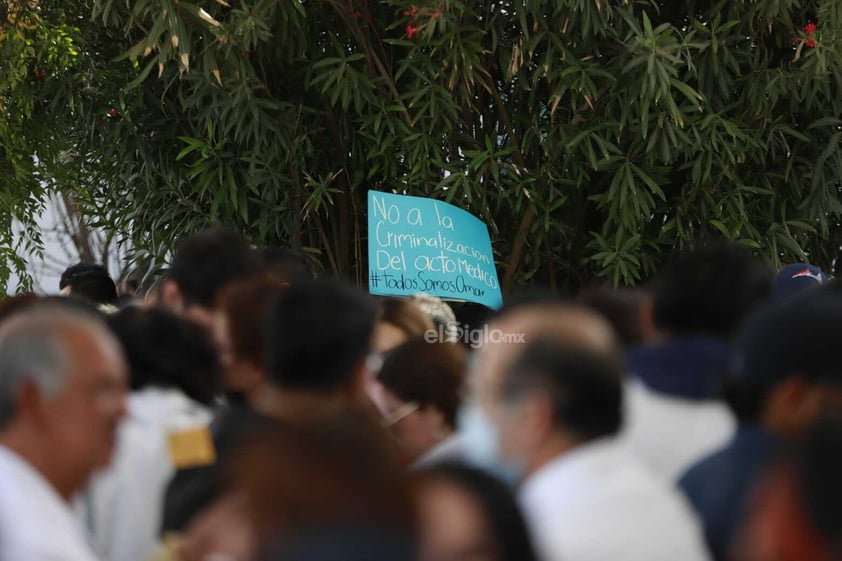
[417,462,538,561]
[725,291,842,423]
[217,276,289,368]
[107,307,221,405]
[653,245,771,339]
[503,340,623,440]
[259,247,314,283]
[578,286,647,347]
[266,279,379,392]
[721,377,772,425]
[59,263,118,305]
[378,339,466,429]
[379,298,434,338]
[168,227,263,308]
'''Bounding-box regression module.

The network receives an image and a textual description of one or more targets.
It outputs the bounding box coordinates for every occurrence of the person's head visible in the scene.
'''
[159,227,263,329]
[374,298,435,353]
[724,292,842,438]
[266,279,379,397]
[0,305,127,497]
[215,276,289,404]
[107,307,221,406]
[415,462,538,561]
[497,340,623,477]
[379,340,467,461]
[59,263,118,306]
[470,302,617,409]
[652,245,771,340]
[464,303,619,480]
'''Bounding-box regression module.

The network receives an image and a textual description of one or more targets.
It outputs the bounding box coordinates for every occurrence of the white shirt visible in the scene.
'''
[0,445,99,561]
[519,438,711,561]
[79,387,212,561]
[621,378,735,481]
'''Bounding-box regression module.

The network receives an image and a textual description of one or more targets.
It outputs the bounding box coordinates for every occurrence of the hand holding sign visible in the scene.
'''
[368,191,503,309]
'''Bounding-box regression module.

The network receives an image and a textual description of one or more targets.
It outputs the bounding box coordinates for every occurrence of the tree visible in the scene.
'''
[2,0,841,295]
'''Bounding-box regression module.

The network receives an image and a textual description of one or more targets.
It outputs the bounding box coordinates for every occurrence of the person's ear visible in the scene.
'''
[158,279,184,313]
[14,380,47,424]
[229,361,266,394]
[520,393,555,443]
[765,377,822,437]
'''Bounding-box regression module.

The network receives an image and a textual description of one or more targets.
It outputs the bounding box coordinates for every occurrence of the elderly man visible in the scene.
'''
[461,303,710,561]
[0,305,128,560]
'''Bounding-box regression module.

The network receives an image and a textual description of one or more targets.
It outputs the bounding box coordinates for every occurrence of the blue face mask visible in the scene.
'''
[457,403,526,487]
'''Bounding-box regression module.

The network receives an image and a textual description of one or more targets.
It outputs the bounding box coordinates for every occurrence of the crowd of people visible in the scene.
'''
[1,226,841,561]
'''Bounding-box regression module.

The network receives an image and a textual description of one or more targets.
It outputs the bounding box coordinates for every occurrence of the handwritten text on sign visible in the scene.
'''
[367,191,503,308]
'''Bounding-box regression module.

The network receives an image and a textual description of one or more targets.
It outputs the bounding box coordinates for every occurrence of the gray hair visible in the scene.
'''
[0,305,108,429]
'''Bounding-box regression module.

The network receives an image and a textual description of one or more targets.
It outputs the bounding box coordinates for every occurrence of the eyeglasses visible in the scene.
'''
[381,401,420,428]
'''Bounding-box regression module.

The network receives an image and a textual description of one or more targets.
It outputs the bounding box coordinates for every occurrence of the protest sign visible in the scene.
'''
[367,191,503,309]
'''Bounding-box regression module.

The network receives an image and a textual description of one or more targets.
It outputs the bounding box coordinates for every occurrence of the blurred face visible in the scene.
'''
[41,327,128,475]
[469,317,546,475]
[418,479,500,561]
[382,389,449,461]
[213,310,268,404]
[213,311,235,376]
[471,320,522,459]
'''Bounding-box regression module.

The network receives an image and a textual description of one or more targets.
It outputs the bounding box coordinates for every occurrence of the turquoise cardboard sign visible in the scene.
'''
[367,191,503,309]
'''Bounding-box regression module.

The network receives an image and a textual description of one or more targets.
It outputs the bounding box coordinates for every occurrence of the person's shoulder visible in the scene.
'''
[0,513,99,561]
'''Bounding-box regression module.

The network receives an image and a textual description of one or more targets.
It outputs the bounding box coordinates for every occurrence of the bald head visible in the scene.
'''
[471,304,619,403]
[468,304,623,477]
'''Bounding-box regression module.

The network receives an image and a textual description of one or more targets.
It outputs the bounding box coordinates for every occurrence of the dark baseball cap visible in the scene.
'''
[731,291,842,386]
[773,263,828,302]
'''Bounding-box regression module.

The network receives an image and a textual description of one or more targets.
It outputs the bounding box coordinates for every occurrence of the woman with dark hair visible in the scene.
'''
[160,275,289,535]
[80,307,221,561]
[378,339,467,466]
[415,463,538,561]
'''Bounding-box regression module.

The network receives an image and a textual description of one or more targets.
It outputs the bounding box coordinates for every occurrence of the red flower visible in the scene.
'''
[35,70,46,79]
[806,39,816,48]
[353,10,361,20]
[804,23,817,35]
[406,25,419,39]
[403,5,418,17]
[108,108,118,117]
